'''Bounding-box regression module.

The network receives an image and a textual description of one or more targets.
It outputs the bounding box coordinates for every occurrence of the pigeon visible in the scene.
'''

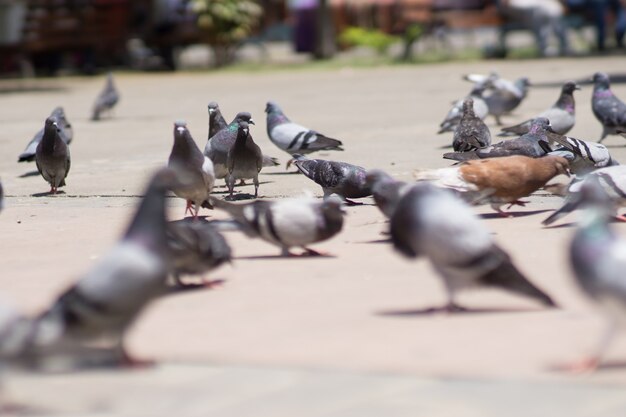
[438,83,489,134]
[18,106,73,163]
[443,117,554,162]
[265,101,344,167]
[207,101,228,140]
[390,183,556,311]
[167,121,215,218]
[0,169,174,369]
[452,98,492,152]
[204,111,254,179]
[210,195,345,256]
[35,118,71,194]
[292,154,372,205]
[591,72,626,143]
[546,132,618,176]
[499,81,579,136]
[165,218,232,286]
[483,76,531,125]
[226,120,263,198]
[207,104,279,172]
[567,177,626,371]
[542,165,626,226]
[91,72,120,121]
[416,154,570,215]
[365,169,412,218]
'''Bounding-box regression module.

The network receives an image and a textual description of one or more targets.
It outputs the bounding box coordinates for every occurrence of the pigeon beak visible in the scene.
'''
[249,119,256,125]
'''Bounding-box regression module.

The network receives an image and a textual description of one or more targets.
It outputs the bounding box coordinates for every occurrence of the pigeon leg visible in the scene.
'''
[599,128,608,144]
[227,175,235,198]
[286,158,294,169]
[253,175,259,198]
[193,203,200,220]
[615,214,626,222]
[281,247,296,257]
[238,179,247,186]
[506,200,528,209]
[443,302,470,313]
[495,115,503,126]
[184,200,194,217]
[565,320,616,374]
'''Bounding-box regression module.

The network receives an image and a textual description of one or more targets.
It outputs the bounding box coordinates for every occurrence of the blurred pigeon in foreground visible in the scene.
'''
[35,118,71,194]
[366,169,412,218]
[390,183,556,311]
[292,154,371,205]
[210,195,345,256]
[166,218,232,286]
[567,178,626,371]
[452,98,492,152]
[542,165,626,226]
[499,81,579,136]
[0,169,175,369]
[18,107,73,163]
[438,83,489,134]
[226,120,263,198]
[591,72,626,143]
[416,155,570,215]
[444,117,553,162]
[265,101,344,167]
[547,133,618,176]
[91,72,119,121]
[168,121,214,218]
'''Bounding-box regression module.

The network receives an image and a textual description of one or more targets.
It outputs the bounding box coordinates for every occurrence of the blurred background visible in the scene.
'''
[0,0,624,77]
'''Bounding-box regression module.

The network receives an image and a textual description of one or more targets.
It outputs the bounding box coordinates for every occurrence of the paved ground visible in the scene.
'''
[2,56,626,415]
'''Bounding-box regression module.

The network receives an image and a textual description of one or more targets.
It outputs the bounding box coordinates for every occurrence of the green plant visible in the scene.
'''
[191,0,263,67]
[339,27,400,56]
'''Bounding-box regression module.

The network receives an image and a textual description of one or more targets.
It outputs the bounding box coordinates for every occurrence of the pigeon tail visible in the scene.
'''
[480,246,557,307]
[542,196,581,226]
[442,152,479,162]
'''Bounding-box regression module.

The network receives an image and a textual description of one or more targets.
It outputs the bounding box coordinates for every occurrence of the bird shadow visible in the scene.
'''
[479,209,552,219]
[605,144,626,149]
[355,238,392,244]
[18,170,39,178]
[164,279,225,295]
[263,171,301,176]
[438,144,454,150]
[548,360,626,374]
[235,252,337,260]
[376,305,540,317]
[31,190,67,197]
[541,221,577,229]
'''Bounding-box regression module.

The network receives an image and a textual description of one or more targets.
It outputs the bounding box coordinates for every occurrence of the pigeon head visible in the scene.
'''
[265,101,282,114]
[592,72,610,89]
[517,77,531,88]
[238,120,250,137]
[44,117,59,134]
[462,98,475,116]
[233,112,255,125]
[528,117,551,133]
[543,155,571,177]
[173,120,189,138]
[365,169,394,188]
[562,81,581,94]
[207,101,219,114]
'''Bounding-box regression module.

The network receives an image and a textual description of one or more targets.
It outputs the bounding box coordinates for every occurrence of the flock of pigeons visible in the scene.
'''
[2,70,626,374]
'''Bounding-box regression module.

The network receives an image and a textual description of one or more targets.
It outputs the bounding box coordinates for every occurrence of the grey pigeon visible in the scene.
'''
[18,106,73,163]
[292,154,372,205]
[166,218,232,286]
[210,195,345,256]
[390,183,556,311]
[567,178,626,371]
[546,132,618,176]
[204,111,253,180]
[365,169,412,218]
[499,81,579,136]
[91,72,119,121]
[35,118,71,194]
[207,105,279,171]
[483,76,531,125]
[444,117,553,162]
[438,83,489,134]
[226,120,263,198]
[542,165,626,226]
[265,101,344,166]
[452,98,492,152]
[0,169,174,369]
[207,101,228,140]
[591,72,626,143]
[167,121,215,218]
